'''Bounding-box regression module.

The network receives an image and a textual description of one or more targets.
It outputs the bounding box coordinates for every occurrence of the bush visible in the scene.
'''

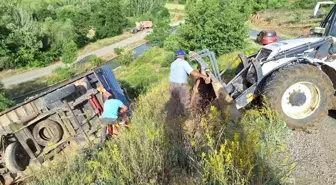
[160,51,175,67]
[88,56,104,67]
[163,35,180,52]
[147,8,171,47]
[61,41,78,64]
[114,47,124,55]
[117,47,134,66]
[175,0,253,55]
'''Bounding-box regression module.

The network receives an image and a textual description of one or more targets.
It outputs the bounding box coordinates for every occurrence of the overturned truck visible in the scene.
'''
[0,65,130,184]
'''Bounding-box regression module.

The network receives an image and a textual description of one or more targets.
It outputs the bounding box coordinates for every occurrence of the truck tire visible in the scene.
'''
[33,120,63,146]
[4,142,30,173]
[263,64,334,129]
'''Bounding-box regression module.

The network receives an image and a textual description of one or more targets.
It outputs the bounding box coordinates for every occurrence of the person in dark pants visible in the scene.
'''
[98,87,128,145]
[169,49,210,112]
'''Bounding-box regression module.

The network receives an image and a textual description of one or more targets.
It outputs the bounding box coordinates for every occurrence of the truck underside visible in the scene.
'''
[0,65,131,185]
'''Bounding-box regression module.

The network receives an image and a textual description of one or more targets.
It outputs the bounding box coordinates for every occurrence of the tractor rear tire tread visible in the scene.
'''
[263,64,334,129]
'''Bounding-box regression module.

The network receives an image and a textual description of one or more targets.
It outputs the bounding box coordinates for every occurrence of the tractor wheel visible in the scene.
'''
[32,120,63,146]
[263,64,334,129]
[4,142,30,173]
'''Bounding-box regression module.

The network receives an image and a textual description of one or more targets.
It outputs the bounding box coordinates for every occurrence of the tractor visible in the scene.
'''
[189,1,336,129]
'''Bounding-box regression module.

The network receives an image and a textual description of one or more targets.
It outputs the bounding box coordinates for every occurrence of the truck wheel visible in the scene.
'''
[263,64,334,129]
[4,142,30,173]
[33,120,63,146]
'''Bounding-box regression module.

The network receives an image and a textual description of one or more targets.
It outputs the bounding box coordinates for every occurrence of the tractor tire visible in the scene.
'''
[263,64,334,129]
[4,142,30,173]
[32,120,63,146]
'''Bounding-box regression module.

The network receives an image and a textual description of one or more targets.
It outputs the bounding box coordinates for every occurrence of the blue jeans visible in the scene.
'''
[99,118,117,145]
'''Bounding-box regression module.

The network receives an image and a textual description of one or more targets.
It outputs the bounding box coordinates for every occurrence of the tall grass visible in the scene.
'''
[28,78,293,185]
[28,47,293,185]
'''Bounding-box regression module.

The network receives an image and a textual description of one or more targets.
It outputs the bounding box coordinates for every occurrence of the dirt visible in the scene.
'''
[287,111,336,185]
[248,9,326,38]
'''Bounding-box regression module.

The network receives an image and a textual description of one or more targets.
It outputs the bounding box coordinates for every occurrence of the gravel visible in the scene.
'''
[287,111,336,185]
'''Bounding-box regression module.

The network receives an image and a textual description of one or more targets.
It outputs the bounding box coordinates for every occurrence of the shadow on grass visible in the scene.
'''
[161,80,288,184]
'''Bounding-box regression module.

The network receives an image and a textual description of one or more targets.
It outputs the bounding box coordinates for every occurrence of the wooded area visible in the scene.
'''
[0,0,167,70]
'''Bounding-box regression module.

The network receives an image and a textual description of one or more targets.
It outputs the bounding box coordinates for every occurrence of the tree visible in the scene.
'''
[175,0,253,55]
[147,8,171,47]
[122,0,166,17]
[61,40,77,64]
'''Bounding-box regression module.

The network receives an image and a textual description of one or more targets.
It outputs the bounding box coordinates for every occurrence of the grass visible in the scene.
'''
[27,46,293,185]
[165,3,185,11]
[166,3,185,24]
[248,7,332,38]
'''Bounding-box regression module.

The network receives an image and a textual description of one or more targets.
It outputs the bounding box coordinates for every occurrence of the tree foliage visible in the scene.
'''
[147,8,171,47]
[61,40,77,64]
[175,0,253,55]
[122,0,166,17]
[0,0,126,70]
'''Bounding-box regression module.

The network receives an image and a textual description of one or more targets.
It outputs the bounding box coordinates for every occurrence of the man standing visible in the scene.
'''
[169,49,210,111]
[98,87,128,145]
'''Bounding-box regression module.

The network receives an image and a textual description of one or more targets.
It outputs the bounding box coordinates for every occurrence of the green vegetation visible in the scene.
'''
[0,82,13,112]
[116,47,135,66]
[115,47,170,99]
[28,47,292,184]
[170,0,253,55]
[61,41,78,64]
[0,0,167,71]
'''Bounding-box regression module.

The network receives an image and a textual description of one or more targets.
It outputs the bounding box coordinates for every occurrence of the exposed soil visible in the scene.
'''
[287,111,336,185]
[248,9,329,38]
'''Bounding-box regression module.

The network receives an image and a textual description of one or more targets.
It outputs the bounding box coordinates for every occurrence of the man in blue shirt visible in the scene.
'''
[169,49,210,111]
[98,88,128,145]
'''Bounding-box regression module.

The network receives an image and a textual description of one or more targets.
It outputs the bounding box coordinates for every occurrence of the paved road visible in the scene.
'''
[0,29,283,88]
[1,31,148,87]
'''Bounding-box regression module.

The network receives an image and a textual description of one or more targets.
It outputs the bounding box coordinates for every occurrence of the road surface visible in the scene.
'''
[1,31,148,87]
[0,29,283,87]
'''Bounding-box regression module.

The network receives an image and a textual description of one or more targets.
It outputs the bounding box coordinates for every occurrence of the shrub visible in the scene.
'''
[88,56,104,67]
[163,35,180,52]
[117,47,134,66]
[61,41,78,64]
[175,0,253,55]
[114,47,124,55]
[160,51,175,67]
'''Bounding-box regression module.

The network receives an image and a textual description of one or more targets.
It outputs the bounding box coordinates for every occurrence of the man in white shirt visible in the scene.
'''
[169,49,210,110]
